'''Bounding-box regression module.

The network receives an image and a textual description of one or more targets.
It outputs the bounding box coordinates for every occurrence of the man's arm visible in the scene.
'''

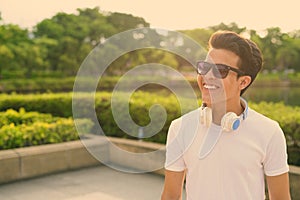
[161,170,185,200]
[266,172,291,200]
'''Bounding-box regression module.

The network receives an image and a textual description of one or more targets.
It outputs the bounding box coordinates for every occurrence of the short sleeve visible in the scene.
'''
[164,120,186,172]
[263,124,289,176]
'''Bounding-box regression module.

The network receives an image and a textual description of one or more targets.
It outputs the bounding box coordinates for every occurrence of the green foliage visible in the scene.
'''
[95,91,195,142]
[0,108,94,149]
[2,9,300,78]
[1,72,300,94]
[250,28,300,72]
[0,93,73,117]
[32,7,150,76]
[179,28,213,48]
[0,76,124,93]
[209,22,246,34]
[0,92,299,164]
[106,12,149,33]
[0,23,49,78]
[0,92,298,142]
[0,77,75,93]
[0,7,150,78]
[0,108,54,126]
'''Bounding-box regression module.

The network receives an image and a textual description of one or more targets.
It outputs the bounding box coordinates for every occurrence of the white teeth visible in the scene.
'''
[204,84,218,89]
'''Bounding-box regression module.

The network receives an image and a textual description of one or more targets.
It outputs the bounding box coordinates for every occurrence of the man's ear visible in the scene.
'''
[239,76,252,90]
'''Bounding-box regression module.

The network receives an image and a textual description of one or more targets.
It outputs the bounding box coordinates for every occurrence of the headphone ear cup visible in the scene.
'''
[221,112,240,131]
[200,107,212,127]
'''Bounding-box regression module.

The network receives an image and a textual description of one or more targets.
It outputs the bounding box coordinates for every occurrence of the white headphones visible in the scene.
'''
[200,98,248,131]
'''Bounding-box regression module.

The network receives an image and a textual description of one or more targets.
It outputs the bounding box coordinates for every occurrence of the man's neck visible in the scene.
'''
[210,98,244,125]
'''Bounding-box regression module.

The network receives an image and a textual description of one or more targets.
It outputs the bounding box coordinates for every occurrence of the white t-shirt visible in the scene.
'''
[165,108,289,200]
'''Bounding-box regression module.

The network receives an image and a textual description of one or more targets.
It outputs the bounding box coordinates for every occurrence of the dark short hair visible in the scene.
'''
[208,31,263,95]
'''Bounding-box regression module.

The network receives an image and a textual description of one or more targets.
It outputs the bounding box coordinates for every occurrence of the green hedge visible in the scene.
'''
[0,108,93,149]
[0,77,75,93]
[0,93,73,117]
[0,92,299,165]
[0,92,195,143]
[1,74,300,93]
[0,76,120,93]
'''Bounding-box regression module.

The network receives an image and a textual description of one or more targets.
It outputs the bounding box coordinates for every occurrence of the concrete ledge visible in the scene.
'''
[0,137,104,184]
[0,135,166,184]
[289,165,300,175]
[108,137,166,174]
[0,150,20,182]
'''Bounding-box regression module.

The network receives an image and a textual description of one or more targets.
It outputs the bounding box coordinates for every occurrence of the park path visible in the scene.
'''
[0,165,165,200]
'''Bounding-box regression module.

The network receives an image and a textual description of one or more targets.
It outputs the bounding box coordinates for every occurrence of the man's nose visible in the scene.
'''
[204,68,215,79]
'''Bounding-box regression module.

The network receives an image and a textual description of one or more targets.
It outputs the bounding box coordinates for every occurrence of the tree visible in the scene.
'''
[180,28,213,48]
[56,36,80,75]
[0,23,35,76]
[209,22,246,34]
[261,27,286,71]
[275,36,299,71]
[33,7,151,76]
[77,7,116,41]
[106,12,150,33]
[0,45,14,77]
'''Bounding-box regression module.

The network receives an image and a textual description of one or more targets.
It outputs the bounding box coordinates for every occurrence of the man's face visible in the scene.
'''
[197,48,243,106]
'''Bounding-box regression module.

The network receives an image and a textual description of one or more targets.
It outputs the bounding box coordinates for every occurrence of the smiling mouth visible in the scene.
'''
[203,84,219,90]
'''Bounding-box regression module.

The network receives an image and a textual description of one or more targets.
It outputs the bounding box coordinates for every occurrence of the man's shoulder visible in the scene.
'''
[172,108,201,123]
[247,107,280,129]
[248,108,277,122]
[170,108,201,130]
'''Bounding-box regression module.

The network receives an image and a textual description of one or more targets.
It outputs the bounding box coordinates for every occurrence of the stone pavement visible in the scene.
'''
[0,165,166,200]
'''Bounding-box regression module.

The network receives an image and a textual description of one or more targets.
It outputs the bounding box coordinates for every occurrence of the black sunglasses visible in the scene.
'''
[196,61,246,79]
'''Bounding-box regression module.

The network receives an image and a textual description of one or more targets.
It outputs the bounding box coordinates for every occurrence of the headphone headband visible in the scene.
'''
[240,97,248,120]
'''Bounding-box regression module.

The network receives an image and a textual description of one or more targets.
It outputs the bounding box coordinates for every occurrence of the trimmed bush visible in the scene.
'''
[1,74,300,93]
[0,92,299,165]
[0,77,75,93]
[0,108,93,149]
[0,76,120,93]
[1,92,300,144]
[0,93,73,117]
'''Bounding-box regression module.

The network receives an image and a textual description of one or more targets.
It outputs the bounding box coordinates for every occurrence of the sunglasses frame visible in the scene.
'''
[196,61,246,79]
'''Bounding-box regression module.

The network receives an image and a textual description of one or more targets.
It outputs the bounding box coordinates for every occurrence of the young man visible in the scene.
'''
[161,31,291,200]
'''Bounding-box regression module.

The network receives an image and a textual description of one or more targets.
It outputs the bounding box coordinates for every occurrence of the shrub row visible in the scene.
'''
[0,92,299,165]
[0,92,195,143]
[2,75,300,94]
[0,108,93,150]
[0,77,75,93]
[0,76,120,93]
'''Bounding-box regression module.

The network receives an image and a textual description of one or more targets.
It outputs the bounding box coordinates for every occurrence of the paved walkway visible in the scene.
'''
[0,166,166,200]
[1,164,299,199]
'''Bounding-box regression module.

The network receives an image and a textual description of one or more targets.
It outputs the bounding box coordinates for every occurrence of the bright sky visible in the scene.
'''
[0,0,299,33]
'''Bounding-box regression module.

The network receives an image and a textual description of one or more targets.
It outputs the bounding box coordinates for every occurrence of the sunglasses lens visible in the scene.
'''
[197,62,211,75]
[213,65,230,78]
